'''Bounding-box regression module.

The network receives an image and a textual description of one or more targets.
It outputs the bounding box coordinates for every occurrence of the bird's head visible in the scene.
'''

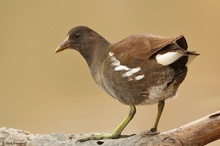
[55,26,93,53]
[55,26,110,64]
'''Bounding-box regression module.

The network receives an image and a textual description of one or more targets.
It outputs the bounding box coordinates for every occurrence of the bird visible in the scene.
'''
[55,26,199,142]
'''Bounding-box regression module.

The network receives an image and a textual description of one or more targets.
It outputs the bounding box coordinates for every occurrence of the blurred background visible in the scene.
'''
[0,1,219,145]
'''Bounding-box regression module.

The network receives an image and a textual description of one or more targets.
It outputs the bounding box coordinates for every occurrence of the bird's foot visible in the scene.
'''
[76,133,135,142]
[147,128,160,135]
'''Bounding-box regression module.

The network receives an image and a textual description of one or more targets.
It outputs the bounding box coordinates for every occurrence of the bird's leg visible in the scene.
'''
[149,100,165,134]
[77,105,136,142]
[112,105,136,137]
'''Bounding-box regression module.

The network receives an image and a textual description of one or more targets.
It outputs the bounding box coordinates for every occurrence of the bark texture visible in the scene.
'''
[0,111,219,146]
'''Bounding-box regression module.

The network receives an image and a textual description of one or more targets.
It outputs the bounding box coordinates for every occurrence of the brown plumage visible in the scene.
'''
[55,26,199,142]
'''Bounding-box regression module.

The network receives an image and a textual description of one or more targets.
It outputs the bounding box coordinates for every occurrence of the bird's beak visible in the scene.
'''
[55,35,70,53]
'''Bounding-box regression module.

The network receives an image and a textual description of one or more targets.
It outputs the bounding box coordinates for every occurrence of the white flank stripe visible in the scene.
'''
[109,52,130,71]
[111,61,120,66]
[130,67,141,74]
[135,75,145,80]
[111,58,120,66]
[122,71,133,77]
[156,52,183,66]
[110,56,117,62]
[109,52,121,66]
[109,52,114,57]
[122,67,141,77]
[114,65,130,71]
[109,52,144,81]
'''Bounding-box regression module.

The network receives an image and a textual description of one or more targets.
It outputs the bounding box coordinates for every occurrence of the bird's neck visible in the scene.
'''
[80,37,111,67]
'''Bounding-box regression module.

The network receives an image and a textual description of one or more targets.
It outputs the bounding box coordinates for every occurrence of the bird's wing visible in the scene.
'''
[110,34,187,68]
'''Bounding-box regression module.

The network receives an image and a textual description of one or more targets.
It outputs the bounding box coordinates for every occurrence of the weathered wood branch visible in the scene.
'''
[0,111,219,146]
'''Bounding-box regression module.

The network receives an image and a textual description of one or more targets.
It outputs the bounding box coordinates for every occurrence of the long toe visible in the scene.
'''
[76,133,135,143]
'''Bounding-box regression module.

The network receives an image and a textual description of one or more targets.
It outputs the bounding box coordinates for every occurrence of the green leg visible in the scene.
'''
[149,100,165,134]
[77,105,136,142]
[112,105,136,137]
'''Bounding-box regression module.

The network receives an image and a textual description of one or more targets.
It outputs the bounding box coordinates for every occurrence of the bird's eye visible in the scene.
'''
[75,33,80,37]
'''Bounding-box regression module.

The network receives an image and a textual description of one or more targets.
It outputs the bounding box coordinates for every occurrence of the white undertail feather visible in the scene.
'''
[156,51,198,66]
[156,52,183,66]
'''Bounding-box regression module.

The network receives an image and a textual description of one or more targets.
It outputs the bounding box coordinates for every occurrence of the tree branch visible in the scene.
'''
[0,111,219,146]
